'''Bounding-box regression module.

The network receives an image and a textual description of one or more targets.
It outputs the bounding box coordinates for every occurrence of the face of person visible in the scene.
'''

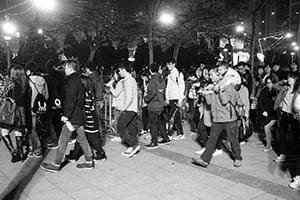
[217,65,227,76]
[64,64,72,76]
[291,63,298,71]
[166,62,175,71]
[209,70,219,83]
[272,65,280,72]
[196,68,202,78]
[266,79,273,89]
[288,76,296,86]
[258,68,264,75]
[264,65,271,74]
[237,65,246,75]
[118,68,126,78]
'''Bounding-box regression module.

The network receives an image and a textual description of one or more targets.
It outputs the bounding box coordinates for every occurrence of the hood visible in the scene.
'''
[152,73,163,83]
[30,75,46,86]
[89,71,101,82]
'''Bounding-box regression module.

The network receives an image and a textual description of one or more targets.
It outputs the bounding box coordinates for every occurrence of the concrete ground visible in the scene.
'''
[0,123,300,200]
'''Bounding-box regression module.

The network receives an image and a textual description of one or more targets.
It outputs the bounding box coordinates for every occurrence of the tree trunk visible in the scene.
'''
[149,21,154,65]
[173,41,182,63]
[87,45,97,63]
[250,13,256,75]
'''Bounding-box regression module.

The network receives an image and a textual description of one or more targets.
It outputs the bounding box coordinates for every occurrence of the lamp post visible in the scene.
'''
[2,19,17,70]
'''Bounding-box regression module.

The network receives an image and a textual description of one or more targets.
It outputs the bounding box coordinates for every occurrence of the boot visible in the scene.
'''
[16,136,25,162]
[2,135,21,163]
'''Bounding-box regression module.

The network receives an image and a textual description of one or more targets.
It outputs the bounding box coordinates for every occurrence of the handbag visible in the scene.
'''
[0,97,16,125]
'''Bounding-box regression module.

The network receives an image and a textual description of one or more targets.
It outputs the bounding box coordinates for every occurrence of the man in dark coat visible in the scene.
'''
[144,63,169,149]
[41,58,94,172]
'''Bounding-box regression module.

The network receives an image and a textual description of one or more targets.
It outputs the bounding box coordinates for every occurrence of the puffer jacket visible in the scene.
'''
[205,84,238,123]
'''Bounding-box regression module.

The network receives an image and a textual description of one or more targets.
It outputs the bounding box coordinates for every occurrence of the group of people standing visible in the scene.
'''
[1,56,300,190]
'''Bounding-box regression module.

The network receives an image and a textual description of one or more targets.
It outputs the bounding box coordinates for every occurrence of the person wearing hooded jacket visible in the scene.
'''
[144,63,169,149]
[26,62,49,158]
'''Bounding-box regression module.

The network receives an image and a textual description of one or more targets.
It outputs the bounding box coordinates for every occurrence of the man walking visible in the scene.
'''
[165,58,185,140]
[41,58,94,172]
[144,63,169,149]
[117,61,139,157]
[192,67,242,168]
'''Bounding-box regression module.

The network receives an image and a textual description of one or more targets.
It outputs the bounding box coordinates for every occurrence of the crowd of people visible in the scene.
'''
[0,57,300,190]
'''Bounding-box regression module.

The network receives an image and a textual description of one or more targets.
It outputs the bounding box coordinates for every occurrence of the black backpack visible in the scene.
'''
[31,80,47,115]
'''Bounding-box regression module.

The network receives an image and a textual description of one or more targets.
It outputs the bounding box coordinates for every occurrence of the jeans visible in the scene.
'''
[201,121,242,163]
[30,115,41,152]
[54,124,92,165]
[279,111,300,154]
[148,110,168,145]
[117,111,138,147]
[142,106,148,131]
[168,100,184,135]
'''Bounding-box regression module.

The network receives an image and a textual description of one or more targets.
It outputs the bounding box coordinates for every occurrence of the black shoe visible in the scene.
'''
[65,154,77,163]
[145,143,158,149]
[94,153,107,161]
[158,140,171,145]
[191,157,209,168]
[76,161,94,170]
[11,153,21,163]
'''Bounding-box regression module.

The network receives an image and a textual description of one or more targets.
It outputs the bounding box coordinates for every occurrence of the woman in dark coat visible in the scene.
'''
[257,76,278,152]
[0,65,31,162]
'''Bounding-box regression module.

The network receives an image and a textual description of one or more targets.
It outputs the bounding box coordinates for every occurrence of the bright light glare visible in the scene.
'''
[236,25,245,33]
[32,0,56,11]
[37,28,43,34]
[285,33,293,38]
[292,42,297,46]
[2,21,17,35]
[295,46,299,51]
[159,13,175,25]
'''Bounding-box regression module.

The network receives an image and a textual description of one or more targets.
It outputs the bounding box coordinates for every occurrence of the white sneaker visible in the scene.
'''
[289,176,300,189]
[212,149,223,157]
[121,147,133,156]
[173,134,185,140]
[122,145,140,158]
[111,136,121,142]
[274,154,286,163]
[195,148,206,155]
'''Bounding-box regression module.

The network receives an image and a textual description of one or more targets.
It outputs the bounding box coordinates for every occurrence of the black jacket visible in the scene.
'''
[63,72,85,126]
[144,73,165,112]
[44,69,65,110]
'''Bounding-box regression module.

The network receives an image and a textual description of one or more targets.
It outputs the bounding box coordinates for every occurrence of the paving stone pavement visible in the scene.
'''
[0,123,300,200]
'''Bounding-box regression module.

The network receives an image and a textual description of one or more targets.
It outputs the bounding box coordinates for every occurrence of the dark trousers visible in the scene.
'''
[148,110,168,145]
[197,117,210,146]
[168,100,184,135]
[279,111,300,154]
[46,109,62,144]
[201,121,242,163]
[72,133,105,160]
[117,111,138,147]
[142,106,148,130]
[187,99,199,132]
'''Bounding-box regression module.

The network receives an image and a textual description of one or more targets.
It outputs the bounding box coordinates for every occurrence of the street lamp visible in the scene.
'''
[2,20,17,70]
[236,25,245,33]
[32,0,56,11]
[159,12,175,25]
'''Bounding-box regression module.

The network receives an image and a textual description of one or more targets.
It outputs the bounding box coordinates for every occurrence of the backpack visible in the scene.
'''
[31,81,47,115]
[230,90,246,119]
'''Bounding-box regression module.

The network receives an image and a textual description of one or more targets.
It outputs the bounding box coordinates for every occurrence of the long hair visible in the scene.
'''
[9,65,28,95]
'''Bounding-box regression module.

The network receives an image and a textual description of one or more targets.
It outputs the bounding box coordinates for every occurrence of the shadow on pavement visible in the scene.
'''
[0,150,50,200]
